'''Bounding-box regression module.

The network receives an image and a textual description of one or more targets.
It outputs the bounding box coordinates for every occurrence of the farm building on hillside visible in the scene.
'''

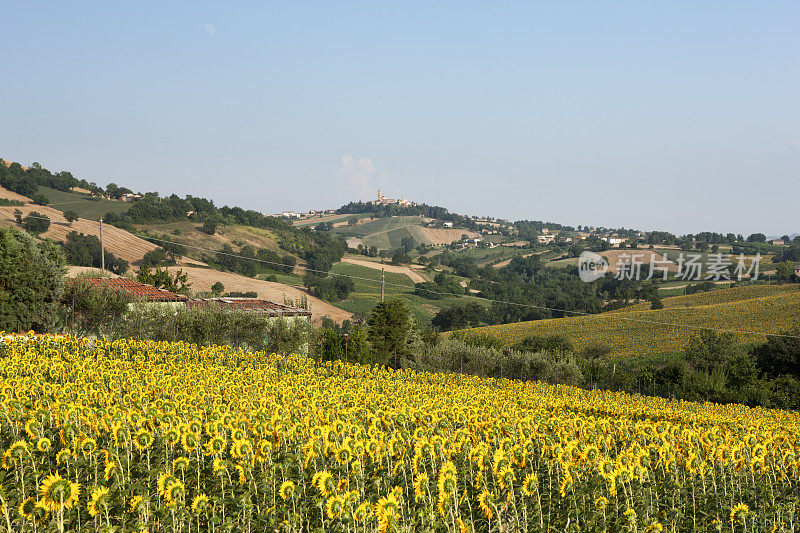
[80,277,190,310]
[78,278,311,320]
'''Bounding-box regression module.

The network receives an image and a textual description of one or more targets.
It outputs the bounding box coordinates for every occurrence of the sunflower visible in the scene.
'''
[279,480,295,501]
[18,496,36,521]
[81,437,98,456]
[36,437,51,452]
[730,503,749,524]
[39,473,80,511]
[133,429,154,451]
[190,493,210,514]
[477,490,494,520]
[157,473,179,497]
[104,461,118,482]
[325,495,344,519]
[522,473,538,497]
[353,501,372,521]
[413,472,428,503]
[166,480,185,503]
[206,435,226,456]
[212,458,228,475]
[235,464,246,484]
[173,456,190,471]
[130,495,147,513]
[8,439,29,459]
[313,471,335,497]
[87,486,110,517]
[181,432,199,453]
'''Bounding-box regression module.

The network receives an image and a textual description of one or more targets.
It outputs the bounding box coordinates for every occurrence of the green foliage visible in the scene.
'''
[211,244,296,278]
[431,301,488,330]
[201,218,218,235]
[224,290,258,298]
[136,265,191,294]
[60,275,134,336]
[414,272,465,300]
[63,210,80,223]
[753,329,800,380]
[367,297,418,368]
[61,231,129,274]
[511,334,574,354]
[22,211,50,234]
[414,337,584,385]
[317,327,371,364]
[303,273,355,302]
[776,261,798,282]
[211,282,225,295]
[0,198,24,207]
[119,306,312,353]
[32,193,49,205]
[141,247,177,267]
[0,227,65,332]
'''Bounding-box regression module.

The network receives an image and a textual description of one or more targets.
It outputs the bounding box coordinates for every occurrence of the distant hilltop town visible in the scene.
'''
[368,189,416,207]
[276,190,416,218]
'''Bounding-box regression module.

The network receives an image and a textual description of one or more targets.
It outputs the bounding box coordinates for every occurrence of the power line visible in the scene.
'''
[10,212,800,340]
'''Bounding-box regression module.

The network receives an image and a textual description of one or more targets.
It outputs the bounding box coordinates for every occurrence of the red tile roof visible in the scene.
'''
[79,278,189,302]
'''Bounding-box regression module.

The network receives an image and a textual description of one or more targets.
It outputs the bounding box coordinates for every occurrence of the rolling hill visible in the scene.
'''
[454,287,800,358]
[0,188,163,264]
[333,215,479,250]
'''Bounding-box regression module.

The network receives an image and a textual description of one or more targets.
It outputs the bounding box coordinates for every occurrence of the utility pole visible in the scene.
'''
[381,268,385,302]
[99,218,105,273]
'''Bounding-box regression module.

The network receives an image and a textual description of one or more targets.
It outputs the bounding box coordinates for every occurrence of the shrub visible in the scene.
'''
[22,211,51,234]
[118,305,312,354]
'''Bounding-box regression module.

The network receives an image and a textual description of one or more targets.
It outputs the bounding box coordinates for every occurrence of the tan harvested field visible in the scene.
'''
[600,249,679,274]
[0,187,31,203]
[164,266,352,325]
[332,217,372,229]
[345,237,365,248]
[409,226,480,246]
[0,203,162,264]
[340,257,428,283]
[136,221,285,257]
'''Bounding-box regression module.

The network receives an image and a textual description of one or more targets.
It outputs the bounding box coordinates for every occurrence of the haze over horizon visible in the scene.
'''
[2,1,798,236]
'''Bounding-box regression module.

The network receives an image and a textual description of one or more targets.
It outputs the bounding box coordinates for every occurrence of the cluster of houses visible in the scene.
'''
[68,187,142,202]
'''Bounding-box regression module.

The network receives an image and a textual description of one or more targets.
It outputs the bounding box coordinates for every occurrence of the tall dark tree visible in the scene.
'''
[367,297,416,368]
[0,227,65,332]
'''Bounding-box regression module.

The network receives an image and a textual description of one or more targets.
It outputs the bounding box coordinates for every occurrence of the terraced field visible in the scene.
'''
[455,289,800,357]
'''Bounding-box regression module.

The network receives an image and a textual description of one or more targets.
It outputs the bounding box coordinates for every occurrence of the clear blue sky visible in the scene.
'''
[2,1,798,235]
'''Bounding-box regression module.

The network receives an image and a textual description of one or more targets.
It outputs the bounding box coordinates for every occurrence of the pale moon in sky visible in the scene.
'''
[205,24,216,36]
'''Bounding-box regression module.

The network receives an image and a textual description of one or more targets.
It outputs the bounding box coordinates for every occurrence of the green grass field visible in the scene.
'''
[38,186,131,220]
[330,261,469,324]
[333,216,426,250]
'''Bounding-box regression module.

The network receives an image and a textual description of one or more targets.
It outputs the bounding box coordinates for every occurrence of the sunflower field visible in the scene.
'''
[456,289,800,357]
[1,334,799,532]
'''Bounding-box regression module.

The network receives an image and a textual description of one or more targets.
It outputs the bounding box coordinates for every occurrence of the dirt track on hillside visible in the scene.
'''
[340,257,427,283]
